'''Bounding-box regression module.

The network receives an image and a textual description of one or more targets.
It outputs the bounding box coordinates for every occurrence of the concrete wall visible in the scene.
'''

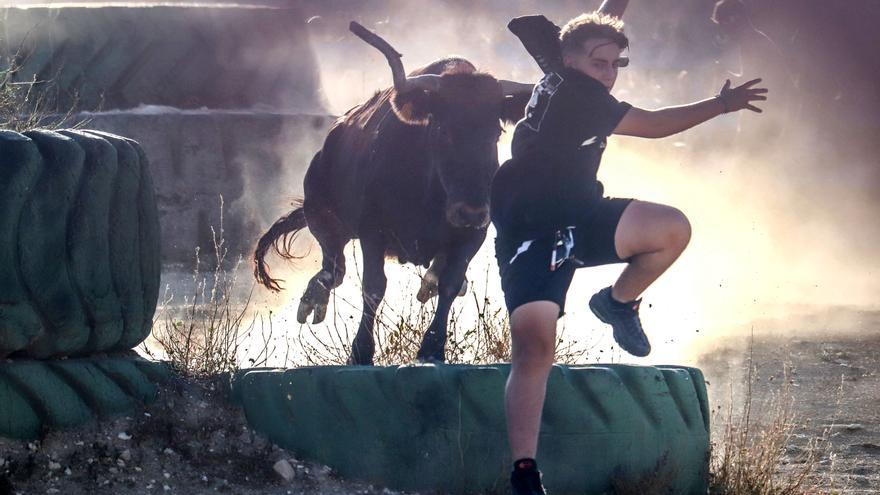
[83,110,334,266]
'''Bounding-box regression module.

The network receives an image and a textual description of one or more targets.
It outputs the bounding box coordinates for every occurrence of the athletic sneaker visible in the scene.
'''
[510,459,547,495]
[589,286,651,357]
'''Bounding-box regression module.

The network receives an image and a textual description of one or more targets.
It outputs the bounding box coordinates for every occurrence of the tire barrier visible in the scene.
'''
[235,364,710,495]
[0,356,172,440]
[0,129,161,358]
[0,6,324,112]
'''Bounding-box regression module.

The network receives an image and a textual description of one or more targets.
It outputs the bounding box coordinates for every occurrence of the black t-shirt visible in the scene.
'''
[491,15,632,243]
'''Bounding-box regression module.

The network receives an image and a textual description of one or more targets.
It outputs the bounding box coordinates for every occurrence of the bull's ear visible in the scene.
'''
[500,93,531,125]
[391,89,434,125]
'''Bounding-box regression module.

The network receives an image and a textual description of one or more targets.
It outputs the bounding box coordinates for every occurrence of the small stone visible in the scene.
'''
[117,459,126,468]
[162,448,175,455]
[117,432,132,441]
[163,472,170,479]
[201,475,208,482]
[163,484,171,491]
[64,468,72,476]
[135,467,143,473]
[48,461,62,471]
[273,459,296,482]
[47,488,60,494]
[120,449,132,462]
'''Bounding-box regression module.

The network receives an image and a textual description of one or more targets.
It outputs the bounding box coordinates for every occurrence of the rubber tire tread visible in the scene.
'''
[236,364,711,495]
[58,130,124,353]
[17,130,90,358]
[0,357,170,440]
[0,131,44,356]
[0,130,161,357]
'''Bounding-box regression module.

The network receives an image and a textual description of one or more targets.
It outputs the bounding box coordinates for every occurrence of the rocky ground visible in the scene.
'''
[1,328,878,494]
[0,374,415,495]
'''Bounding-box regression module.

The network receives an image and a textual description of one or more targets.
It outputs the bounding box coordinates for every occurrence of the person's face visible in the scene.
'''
[563,38,625,91]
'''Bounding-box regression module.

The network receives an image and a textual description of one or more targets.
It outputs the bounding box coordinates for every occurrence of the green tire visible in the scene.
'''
[0,356,171,440]
[0,130,161,357]
[235,364,710,495]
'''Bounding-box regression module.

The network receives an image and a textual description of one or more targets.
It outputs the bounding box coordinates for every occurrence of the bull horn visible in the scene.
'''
[597,0,628,19]
[349,21,441,93]
[499,79,534,96]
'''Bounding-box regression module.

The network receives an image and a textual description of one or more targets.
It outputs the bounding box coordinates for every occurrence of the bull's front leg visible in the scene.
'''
[417,254,468,303]
[414,271,461,363]
[348,239,387,366]
[415,245,478,363]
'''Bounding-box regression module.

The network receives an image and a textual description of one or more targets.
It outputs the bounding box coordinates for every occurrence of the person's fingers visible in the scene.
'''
[722,79,731,91]
[745,103,763,113]
[740,78,762,88]
[750,88,769,94]
[750,95,768,101]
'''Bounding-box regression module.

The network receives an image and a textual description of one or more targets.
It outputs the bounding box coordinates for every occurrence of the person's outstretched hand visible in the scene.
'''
[717,78,768,113]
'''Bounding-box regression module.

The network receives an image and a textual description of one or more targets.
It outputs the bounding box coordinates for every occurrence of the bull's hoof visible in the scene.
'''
[415,352,446,364]
[347,346,375,366]
[417,272,439,304]
[346,354,374,366]
[297,277,331,324]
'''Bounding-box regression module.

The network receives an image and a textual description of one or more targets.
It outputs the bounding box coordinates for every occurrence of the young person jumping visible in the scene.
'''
[492,4,768,493]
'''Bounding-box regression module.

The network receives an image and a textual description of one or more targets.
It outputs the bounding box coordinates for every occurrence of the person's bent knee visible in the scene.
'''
[668,209,692,252]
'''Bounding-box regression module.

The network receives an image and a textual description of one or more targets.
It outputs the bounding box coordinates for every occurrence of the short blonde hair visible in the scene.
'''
[559,12,628,56]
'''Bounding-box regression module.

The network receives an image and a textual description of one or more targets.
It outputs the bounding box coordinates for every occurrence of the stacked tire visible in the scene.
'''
[0,129,167,439]
[0,129,160,359]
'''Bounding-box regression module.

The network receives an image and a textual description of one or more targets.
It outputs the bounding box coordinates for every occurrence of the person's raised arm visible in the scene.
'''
[613,78,768,138]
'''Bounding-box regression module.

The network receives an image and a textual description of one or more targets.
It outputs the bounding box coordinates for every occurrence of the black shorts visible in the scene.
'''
[494,197,633,318]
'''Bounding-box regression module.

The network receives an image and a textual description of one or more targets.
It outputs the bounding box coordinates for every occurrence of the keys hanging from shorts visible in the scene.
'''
[550,226,579,271]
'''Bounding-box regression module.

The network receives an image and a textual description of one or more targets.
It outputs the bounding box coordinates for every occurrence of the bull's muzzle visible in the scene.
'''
[447,203,490,229]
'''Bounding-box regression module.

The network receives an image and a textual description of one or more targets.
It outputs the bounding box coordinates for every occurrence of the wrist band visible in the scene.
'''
[715,94,730,113]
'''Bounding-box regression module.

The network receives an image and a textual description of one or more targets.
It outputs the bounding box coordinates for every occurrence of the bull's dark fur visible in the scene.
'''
[254,57,530,364]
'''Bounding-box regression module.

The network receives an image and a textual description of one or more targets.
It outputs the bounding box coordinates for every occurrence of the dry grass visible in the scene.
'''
[286,262,589,367]
[0,51,85,132]
[142,198,273,377]
[708,339,834,495]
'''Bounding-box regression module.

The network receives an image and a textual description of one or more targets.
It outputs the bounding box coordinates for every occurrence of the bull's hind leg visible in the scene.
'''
[348,237,386,365]
[297,202,348,324]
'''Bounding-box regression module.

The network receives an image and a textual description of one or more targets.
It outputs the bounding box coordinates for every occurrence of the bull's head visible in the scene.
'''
[351,22,532,229]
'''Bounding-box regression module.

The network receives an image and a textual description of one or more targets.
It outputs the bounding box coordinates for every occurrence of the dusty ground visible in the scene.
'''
[697,318,880,494]
[2,321,878,494]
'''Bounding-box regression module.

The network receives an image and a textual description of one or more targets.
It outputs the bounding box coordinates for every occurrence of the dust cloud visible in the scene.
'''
[277,0,880,365]
[9,0,875,365]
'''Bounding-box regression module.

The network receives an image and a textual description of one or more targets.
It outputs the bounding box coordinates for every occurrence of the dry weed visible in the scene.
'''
[0,50,86,132]
[143,197,273,377]
[709,338,834,495]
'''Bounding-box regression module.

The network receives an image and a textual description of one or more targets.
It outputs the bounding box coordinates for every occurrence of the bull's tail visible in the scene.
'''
[253,199,308,292]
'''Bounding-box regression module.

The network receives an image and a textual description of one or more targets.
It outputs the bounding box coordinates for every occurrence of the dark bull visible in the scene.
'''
[253,22,532,365]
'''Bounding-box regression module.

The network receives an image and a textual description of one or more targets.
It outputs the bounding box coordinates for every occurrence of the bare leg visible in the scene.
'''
[612,200,691,302]
[505,301,559,460]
